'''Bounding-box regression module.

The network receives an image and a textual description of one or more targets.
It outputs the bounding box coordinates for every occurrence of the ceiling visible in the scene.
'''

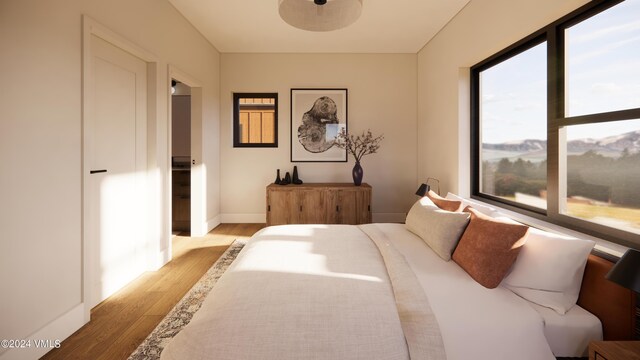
[168,0,471,53]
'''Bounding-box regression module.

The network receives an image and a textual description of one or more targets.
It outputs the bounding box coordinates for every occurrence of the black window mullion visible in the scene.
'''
[470,70,481,197]
[558,108,640,127]
[547,26,561,219]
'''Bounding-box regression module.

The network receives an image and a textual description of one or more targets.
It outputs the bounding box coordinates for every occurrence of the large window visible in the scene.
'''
[472,0,640,246]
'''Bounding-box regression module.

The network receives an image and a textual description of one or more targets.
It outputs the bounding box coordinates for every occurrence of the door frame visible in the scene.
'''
[167,66,205,242]
[81,16,160,321]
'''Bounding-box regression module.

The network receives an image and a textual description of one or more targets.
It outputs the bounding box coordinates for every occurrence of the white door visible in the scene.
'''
[86,34,147,308]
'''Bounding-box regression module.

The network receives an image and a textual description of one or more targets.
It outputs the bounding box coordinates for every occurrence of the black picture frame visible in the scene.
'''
[290,88,348,162]
[233,92,278,148]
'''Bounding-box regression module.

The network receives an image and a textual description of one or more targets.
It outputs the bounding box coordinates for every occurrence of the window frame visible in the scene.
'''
[471,0,640,248]
[233,92,279,148]
[471,33,548,216]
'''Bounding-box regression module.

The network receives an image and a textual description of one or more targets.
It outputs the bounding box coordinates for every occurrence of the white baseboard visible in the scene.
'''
[206,215,221,232]
[372,213,406,223]
[0,304,85,360]
[220,213,266,223]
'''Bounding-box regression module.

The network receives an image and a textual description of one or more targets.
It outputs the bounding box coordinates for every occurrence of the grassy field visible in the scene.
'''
[491,194,640,233]
[565,202,640,231]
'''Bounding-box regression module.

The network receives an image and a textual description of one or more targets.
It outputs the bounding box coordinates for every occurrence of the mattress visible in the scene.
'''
[528,301,602,357]
[376,222,601,358]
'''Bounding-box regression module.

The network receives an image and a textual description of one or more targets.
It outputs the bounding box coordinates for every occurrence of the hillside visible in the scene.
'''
[482,130,640,161]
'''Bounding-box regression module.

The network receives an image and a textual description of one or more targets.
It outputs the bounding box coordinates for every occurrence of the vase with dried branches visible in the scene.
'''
[335,128,384,186]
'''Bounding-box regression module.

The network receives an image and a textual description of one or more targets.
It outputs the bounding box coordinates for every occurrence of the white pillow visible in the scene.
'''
[405,197,470,261]
[490,212,522,225]
[500,226,595,314]
[445,192,496,216]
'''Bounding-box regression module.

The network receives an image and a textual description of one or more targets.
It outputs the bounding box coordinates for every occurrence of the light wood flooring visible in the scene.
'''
[41,223,265,360]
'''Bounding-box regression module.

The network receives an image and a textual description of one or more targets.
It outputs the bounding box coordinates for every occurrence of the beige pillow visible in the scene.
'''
[452,207,529,289]
[405,197,470,261]
[426,190,463,212]
[445,192,496,216]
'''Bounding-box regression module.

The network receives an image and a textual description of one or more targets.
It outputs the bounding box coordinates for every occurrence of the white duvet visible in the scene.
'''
[161,223,555,360]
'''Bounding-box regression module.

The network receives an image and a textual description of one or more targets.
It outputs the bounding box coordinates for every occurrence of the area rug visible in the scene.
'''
[128,239,247,360]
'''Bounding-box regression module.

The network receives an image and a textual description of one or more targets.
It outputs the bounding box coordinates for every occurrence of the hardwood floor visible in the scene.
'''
[41,223,265,360]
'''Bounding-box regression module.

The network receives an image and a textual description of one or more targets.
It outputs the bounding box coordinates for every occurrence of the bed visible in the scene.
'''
[159,194,633,360]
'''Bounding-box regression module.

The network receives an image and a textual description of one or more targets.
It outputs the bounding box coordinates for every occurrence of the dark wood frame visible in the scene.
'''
[290,88,348,163]
[470,0,640,248]
[578,254,636,341]
[233,92,278,148]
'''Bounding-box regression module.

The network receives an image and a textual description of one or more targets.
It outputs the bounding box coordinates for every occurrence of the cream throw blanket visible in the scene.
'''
[359,224,447,359]
[160,224,446,360]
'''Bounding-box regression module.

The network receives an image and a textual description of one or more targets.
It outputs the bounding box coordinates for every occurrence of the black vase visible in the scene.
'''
[352,161,363,186]
[282,172,291,185]
[292,166,303,185]
[274,169,282,185]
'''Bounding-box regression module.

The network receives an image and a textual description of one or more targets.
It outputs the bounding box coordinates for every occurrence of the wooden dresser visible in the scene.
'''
[266,183,372,226]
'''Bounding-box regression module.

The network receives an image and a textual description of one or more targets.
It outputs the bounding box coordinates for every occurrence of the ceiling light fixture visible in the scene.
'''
[279,0,363,32]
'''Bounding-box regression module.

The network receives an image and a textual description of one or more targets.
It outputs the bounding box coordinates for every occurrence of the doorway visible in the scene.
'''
[168,66,205,241]
[171,80,191,235]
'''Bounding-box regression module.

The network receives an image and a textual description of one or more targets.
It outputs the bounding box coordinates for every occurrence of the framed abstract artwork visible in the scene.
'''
[290,88,348,162]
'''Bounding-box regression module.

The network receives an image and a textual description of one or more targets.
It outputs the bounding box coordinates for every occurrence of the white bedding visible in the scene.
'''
[374,223,601,358]
[529,302,602,357]
[161,224,443,360]
[370,223,555,360]
[160,223,595,360]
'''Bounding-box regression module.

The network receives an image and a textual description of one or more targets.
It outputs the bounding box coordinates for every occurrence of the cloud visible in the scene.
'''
[590,82,624,94]
[483,93,497,102]
[482,92,516,103]
[569,34,640,64]
[571,19,640,44]
[514,101,544,112]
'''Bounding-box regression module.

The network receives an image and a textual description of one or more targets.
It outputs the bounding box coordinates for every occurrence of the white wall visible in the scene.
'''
[416,0,589,196]
[0,0,219,358]
[220,53,418,222]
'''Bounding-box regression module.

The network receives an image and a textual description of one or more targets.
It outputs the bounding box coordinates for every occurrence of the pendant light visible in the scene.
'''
[278,0,363,32]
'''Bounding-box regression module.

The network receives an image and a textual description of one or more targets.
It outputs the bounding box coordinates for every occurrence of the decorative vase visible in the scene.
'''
[274,169,282,185]
[292,166,303,185]
[352,161,363,186]
[282,172,291,185]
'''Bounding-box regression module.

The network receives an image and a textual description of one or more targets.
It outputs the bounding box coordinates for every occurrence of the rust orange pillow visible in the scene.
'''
[426,190,462,212]
[452,206,529,289]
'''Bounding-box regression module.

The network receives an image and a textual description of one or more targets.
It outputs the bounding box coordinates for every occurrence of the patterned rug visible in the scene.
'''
[128,239,247,360]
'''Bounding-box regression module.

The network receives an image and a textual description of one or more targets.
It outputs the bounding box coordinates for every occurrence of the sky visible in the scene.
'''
[481,0,640,144]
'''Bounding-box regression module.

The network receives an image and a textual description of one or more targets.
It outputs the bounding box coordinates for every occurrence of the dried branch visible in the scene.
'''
[334,128,384,163]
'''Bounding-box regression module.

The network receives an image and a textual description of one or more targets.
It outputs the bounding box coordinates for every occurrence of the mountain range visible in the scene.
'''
[482,130,640,162]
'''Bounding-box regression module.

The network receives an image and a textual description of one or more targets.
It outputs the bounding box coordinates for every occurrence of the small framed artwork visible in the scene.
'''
[233,93,278,148]
[290,88,348,162]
